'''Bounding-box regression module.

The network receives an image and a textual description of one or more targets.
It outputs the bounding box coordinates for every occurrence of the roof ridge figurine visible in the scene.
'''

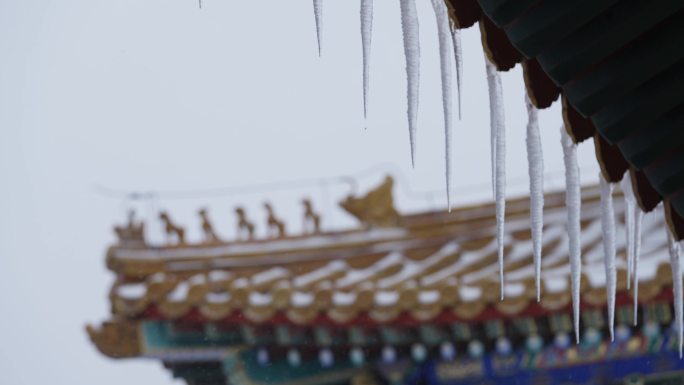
[340,175,401,228]
[235,206,255,241]
[114,210,145,246]
[264,202,286,239]
[159,211,185,245]
[302,198,321,234]
[198,208,220,244]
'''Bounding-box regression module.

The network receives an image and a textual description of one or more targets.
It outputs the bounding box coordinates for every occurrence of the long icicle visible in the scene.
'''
[399,0,420,166]
[486,61,497,199]
[600,175,617,342]
[485,59,506,299]
[313,0,323,56]
[525,96,544,302]
[561,126,582,343]
[360,0,373,120]
[430,0,454,210]
[622,173,642,323]
[450,25,463,120]
[668,229,683,358]
[495,93,506,301]
[633,208,643,325]
[621,176,635,290]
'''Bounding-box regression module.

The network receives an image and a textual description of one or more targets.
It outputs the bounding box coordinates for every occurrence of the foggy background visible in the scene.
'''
[0,0,600,383]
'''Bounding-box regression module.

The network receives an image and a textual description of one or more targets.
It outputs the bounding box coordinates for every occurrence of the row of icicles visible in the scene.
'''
[309,0,683,355]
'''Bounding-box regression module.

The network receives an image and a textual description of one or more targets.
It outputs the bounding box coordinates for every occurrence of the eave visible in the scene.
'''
[446,0,684,240]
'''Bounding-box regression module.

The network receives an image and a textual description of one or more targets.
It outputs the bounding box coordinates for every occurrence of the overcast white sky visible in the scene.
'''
[0,0,601,384]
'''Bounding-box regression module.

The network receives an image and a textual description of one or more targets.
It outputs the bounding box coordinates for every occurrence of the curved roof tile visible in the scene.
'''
[450,0,684,238]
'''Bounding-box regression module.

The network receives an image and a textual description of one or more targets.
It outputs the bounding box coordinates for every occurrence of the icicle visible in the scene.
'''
[561,126,582,343]
[485,61,498,199]
[621,177,635,290]
[600,175,617,342]
[621,175,643,324]
[525,96,544,302]
[430,0,454,210]
[495,76,506,302]
[449,24,463,120]
[399,0,420,166]
[627,215,634,288]
[313,0,323,56]
[633,208,643,325]
[360,0,373,120]
[485,59,506,299]
[668,229,683,357]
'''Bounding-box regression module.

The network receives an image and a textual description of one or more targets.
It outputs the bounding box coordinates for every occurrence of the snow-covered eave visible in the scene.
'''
[105,261,678,325]
[103,184,675,326]
[107,185,604,278]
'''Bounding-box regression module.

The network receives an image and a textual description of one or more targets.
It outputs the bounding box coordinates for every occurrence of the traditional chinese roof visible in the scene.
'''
[102,184,673,329]
[447,0,684,239]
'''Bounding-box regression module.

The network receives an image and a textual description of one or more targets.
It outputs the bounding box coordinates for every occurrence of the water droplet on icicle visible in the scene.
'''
[399,0,420,167]
[561,126,582,343]
[450,24,463,120]
[360,0,373,120]
[484,59,506,300]
[313,0,323,56]
[525,96,544,302]
[668,228,683,358]
[600,174,617,342]
[429,0,454,210]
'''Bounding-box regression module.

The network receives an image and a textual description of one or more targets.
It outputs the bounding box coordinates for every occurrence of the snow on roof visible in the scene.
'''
[108,186,676,324]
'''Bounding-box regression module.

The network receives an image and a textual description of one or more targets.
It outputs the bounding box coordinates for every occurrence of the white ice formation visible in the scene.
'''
[399,0,420,166]
[624,188,635,290]
[600,175,616,342]
[525,96,544,302]
[360,0,373,119]
[430,0,454,209]
[450,25,463,119]
[620,175,645,325]
[485,59,506,300]
[313,0,323,56]
[561,126,582,343]
[633,208,643,325]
